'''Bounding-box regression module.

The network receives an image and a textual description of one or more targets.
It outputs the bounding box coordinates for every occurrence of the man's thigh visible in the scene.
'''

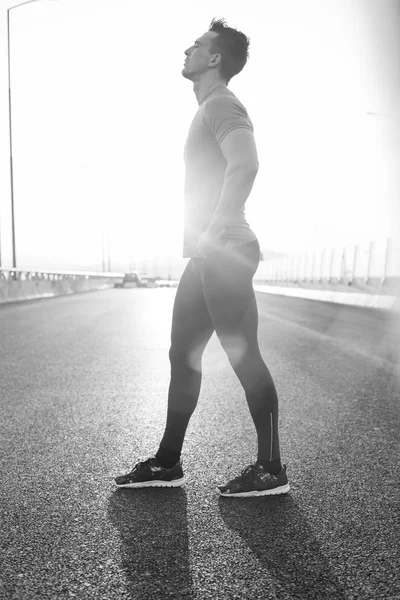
[201,243,259,340]
[170,260,214,352]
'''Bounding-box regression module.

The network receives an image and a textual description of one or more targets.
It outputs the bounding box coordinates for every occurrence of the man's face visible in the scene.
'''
[182,31,219,80]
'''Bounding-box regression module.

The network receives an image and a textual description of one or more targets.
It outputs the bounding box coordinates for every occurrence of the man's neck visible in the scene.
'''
[193,76,227,105]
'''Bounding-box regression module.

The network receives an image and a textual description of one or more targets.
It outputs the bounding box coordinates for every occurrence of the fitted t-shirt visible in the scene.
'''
[183,86,257,258]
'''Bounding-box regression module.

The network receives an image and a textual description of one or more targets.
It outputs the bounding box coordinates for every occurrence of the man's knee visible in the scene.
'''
[217,332,248,368]
[169,343,204,373]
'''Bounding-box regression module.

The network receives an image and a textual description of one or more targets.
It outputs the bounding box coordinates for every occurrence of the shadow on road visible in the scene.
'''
[218,494,347,600]
[108,488,193,599]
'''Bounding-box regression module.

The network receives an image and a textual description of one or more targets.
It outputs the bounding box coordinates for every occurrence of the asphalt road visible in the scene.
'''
[1,288,399,600]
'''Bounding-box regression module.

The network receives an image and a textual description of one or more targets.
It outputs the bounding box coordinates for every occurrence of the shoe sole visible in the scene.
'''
[115,476,186,489]
[216,483,290,498]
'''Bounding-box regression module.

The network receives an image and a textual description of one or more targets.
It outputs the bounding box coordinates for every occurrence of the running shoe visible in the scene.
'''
[114,457,186,488]
[216,463,290,498]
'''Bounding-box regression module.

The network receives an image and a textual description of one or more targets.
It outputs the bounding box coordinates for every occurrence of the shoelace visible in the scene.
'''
[224,465,258,492]
[240,464,259,477]
[130,457,152,474]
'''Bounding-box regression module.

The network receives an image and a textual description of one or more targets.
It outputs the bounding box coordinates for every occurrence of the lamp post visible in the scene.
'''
[7,0,60,270]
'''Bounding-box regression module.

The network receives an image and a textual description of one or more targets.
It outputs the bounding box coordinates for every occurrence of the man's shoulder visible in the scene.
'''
[202,90,249,118]
[204,89,244,107]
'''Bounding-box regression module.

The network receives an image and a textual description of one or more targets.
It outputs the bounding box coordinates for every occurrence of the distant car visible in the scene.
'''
[114,271,149,288]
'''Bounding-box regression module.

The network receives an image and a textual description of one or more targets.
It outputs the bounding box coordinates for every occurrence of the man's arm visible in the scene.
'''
[197,127,259,254]
[208,127,259,232]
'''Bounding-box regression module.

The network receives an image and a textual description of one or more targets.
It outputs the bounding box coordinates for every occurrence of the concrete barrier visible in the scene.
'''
[0,269,124,304]
[1,267,399,312]
[254,283,400,311]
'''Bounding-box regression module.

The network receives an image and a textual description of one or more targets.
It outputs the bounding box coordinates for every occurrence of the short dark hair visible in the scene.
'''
[208,18,250,83]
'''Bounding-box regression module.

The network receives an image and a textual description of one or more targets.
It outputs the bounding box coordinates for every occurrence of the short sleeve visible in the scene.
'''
[202,96,254,145]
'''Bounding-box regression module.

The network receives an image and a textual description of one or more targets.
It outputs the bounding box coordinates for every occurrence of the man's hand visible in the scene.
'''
[196,228,225,257]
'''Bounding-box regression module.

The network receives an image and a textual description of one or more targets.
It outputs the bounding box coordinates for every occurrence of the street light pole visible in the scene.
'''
[7,0,60,271]
[7,6,16,269]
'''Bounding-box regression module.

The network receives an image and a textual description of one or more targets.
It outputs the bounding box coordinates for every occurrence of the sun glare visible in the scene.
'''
[0,0,398,273]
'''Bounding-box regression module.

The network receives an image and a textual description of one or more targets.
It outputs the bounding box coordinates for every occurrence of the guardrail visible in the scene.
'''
[0,268,124,304]
[2,238,399,306]
[256,237,400,294]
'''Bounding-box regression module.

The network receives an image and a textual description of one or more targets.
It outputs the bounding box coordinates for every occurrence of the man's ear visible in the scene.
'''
[209,53,221,68]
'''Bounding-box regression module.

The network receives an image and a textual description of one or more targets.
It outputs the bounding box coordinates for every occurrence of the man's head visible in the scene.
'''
[182,18,250,84]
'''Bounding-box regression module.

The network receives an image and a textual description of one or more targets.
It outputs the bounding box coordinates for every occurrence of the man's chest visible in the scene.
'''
[184,110,218,163]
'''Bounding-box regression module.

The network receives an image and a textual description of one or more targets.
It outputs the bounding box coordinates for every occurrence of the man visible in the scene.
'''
[115,18,290,498]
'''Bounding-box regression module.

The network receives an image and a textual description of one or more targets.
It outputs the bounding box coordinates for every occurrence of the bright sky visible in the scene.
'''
[0,0,399,271]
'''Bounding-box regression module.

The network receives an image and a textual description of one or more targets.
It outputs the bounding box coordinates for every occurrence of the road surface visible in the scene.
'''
[1,288,399,599]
